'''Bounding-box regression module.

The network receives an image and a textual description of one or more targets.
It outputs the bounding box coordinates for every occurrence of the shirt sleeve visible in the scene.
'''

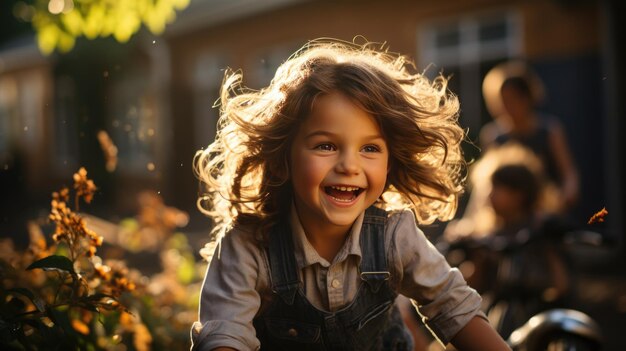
[389,210,485,344]
[191,227,265,351]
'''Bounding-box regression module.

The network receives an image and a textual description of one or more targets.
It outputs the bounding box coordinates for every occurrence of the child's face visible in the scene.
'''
[489,184,526,221]
[290,92,389,233]
[501,85,532,120]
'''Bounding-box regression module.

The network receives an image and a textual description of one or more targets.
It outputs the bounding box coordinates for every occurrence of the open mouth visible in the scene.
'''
[324,185,364,203]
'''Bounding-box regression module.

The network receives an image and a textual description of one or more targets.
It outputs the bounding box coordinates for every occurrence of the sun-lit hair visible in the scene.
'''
[194,38,466,243]
[482,60,546,119]
[444,142,561,241]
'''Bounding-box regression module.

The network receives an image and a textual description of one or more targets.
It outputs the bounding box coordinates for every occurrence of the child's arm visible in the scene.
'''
[191,228,266,351]
[451,316,511,351]
[391,211,506,348]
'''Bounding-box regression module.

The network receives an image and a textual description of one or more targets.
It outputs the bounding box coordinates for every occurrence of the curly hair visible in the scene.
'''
[194,39,466,243]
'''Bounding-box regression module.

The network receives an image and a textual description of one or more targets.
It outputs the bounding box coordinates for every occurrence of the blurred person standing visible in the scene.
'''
[480,61,579,213]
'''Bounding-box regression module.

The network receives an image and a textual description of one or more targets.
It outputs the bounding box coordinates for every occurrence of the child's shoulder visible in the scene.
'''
[385,208,420,233]
[218,223,266,253]
[386,208,417,222]
[383,209,437,274]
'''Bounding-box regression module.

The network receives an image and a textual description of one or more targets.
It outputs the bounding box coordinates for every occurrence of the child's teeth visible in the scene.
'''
[332,186,358,191]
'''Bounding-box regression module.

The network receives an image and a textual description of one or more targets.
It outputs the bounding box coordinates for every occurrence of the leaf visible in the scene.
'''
[86,293,115,301]
[78,293,120,312]
[173,0,191,10]
[36,24,59,55]
[5,288,36,301]
[57,30,76,53]
[6,296,26,312]
[60,9,84,36]
[5,288,46,312]
[80,304,100,313]
[177,253,196,284]
[83,4,106,39]
[26,255,75,274]
[30,0,190,55]
[49,307,78,340]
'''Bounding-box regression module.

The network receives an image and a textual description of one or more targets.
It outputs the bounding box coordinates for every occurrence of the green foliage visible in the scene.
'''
[27,255,76,274]
[0,168,205,350]
[26,0,190,55]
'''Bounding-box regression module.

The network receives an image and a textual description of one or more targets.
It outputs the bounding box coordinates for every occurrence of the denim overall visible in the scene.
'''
[253,206,413,351]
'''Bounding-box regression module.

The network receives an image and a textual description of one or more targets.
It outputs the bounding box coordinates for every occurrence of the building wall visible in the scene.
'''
[521,1,600,59]
[0,61,55,192]
[164,0,604,223]
[0,51,56,241]
[0,0,609,238]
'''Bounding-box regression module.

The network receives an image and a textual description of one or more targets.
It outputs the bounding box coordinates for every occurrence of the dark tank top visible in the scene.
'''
[494,116,561,185]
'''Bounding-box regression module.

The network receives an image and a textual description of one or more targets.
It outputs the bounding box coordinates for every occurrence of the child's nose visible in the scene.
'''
[335,151,360,175]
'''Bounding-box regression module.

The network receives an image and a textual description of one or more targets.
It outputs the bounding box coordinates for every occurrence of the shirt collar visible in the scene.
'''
[290,203,364,268]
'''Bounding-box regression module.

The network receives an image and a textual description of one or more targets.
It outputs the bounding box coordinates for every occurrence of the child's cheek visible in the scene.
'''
[372,166,389,197]
[300,158,326,186]
[290,151,326,191]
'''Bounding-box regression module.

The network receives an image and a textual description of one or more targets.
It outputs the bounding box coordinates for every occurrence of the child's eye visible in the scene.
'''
[315,143,336,151]
[362,145,381,153]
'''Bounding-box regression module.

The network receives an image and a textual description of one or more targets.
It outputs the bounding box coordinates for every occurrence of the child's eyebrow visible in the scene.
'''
[304,130,385,142]
[304,130,337,139]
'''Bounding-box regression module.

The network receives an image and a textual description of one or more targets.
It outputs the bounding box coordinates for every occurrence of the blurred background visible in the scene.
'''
[1,0,624,349]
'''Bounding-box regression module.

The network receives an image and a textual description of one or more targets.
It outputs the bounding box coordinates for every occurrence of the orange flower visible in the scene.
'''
[52,188,70,203]
[97,130,118,172]
[94,262,111,280]
[73,167,97,204]
[133,323,153,351]
[71,319,90,335]
[87,246,97,257]
[92,235,103,247]
[48,170,104,260]
[119,311,134,327]
[588,207,608,225]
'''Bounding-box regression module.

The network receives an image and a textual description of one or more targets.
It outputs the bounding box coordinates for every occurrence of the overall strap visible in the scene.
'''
[359,205,390,293]
[267,221,300,305]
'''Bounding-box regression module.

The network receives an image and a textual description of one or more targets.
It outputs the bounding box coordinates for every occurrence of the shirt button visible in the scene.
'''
[331,279,341,289]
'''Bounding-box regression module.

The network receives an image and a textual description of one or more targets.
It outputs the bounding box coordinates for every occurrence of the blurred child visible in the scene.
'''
[484,164,571,337]
[480,61,579,212]
[489,164,541,234]
[488,164,569,298]
[190,39,509,351]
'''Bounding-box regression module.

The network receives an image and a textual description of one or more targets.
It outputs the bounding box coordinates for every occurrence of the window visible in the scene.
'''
[192,53,228,151]
[0,77,18,158]
[418,11,522,148]
[108,70,159,175]
[250,41,302,88]
[52,75,79,171]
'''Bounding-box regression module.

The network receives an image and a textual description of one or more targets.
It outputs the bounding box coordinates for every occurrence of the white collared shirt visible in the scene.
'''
[191,207,483,351]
